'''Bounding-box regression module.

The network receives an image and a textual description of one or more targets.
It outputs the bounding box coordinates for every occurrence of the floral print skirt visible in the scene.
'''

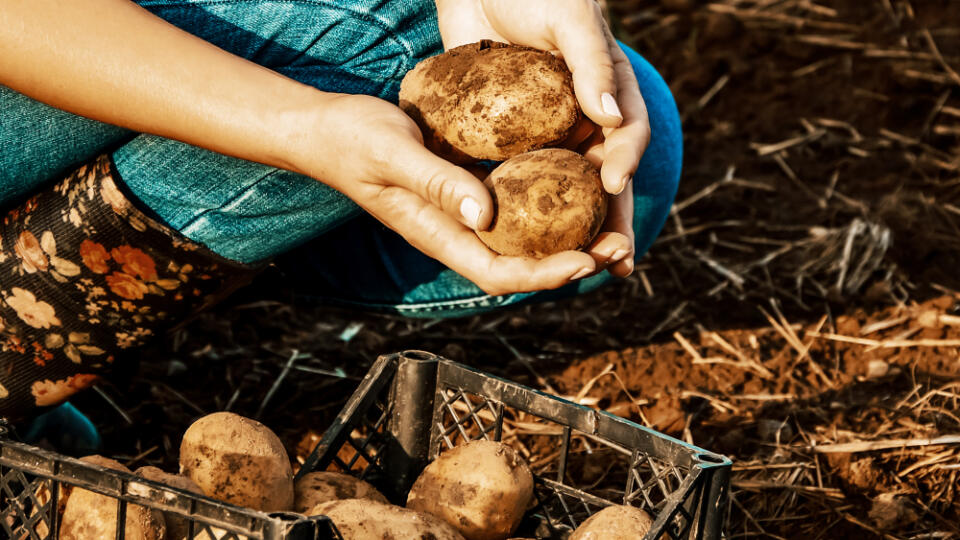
[0,155,257,422]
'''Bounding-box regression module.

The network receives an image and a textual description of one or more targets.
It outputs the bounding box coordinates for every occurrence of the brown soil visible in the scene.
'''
[61,1,960,539]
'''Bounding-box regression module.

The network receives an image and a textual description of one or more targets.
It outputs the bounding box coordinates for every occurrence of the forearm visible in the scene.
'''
[0,0,328,174]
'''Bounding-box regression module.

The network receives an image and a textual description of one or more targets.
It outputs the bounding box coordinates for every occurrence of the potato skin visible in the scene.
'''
[60,456,166,540]
[399,40,580,163]
[294,472,389,513]
[568,505,654,540]
[309,498,466,540]
[406,440,534,540]
[477,149,607,258]
[135,466,205,540]
[179,412,294,512]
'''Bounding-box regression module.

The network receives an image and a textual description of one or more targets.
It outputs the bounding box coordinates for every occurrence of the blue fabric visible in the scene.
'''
[0,0,681,319]
[22,402,102,456]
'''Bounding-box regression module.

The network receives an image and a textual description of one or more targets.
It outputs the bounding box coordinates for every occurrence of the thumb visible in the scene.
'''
[383,137,494,231]
[551,6,622,129]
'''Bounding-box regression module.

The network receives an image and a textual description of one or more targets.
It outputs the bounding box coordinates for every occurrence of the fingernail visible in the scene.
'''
[601,92,623,120]
[624,257,635,275]
[570,267,593,281]
[610,249,629,262]
[460,197,482,229]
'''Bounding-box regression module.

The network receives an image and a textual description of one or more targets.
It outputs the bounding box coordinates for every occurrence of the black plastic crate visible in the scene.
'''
[1,351,731,539]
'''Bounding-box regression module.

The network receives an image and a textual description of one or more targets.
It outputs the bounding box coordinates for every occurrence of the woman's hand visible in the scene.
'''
[289,94,600,295]
[435,0,650,277]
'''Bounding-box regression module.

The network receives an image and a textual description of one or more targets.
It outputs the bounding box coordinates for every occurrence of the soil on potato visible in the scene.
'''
[57,1,960,540]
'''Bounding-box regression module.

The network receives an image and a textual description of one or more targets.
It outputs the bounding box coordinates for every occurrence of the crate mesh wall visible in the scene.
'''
[325,397,392,483]
[1,468,56,540]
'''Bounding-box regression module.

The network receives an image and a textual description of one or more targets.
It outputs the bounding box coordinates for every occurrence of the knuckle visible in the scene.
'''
[476,263,509,296]
[480,282,507,296]
[370,186,410,216]
[422,170,452,209]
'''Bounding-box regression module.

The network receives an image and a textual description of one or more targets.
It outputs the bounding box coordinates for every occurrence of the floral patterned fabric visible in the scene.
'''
[0,155,258,421]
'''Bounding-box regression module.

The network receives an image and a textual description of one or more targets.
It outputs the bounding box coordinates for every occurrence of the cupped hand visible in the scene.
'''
[290,94,599,295]
[436,0,650,277]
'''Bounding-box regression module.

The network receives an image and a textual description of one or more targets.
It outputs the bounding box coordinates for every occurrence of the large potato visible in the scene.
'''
[179,412,294,512]
[399,40,580,163]
[309,499,465,540]
[294,472,388,513]
[406,440,534,540]
[568,505,654,540]
[477,149,607,258]
[135,466,204,540]
[60,455,166,540]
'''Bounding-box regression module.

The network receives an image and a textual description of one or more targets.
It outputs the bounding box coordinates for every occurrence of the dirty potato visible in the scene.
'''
[135,466,205,540]
[293,472,388,513]
[476,148,607,258]
[406,440,534,540]
[309,498,465,540]
[60,456,166,540]
[399,40,580,163]
[179,412,294,512]
[568,504,654,540]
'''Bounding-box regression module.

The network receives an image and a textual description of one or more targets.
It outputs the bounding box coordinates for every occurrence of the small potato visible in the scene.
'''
[179,412,294,512]
[135,466,204,540]
[294,472,388,513]
[60,456,166,540]
[406,440,534,540]
[309,499,465,540]
[477,149,607,258]
[399,40,580,163]
[568,505,654,540]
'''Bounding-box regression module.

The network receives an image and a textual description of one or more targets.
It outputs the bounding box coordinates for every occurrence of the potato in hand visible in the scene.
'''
[399,40,580,164]
[477,149,607,259]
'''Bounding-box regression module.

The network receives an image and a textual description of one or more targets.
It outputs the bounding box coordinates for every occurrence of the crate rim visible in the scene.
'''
[414,350,733,470]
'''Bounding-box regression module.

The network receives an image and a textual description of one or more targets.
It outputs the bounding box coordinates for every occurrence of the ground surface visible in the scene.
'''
[68,1,959,539]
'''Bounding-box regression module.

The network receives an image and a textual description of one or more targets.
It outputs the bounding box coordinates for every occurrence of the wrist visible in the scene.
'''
[265,86,343,177]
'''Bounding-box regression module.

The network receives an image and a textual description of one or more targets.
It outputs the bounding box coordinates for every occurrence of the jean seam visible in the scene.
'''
[137,0,418,82]
[176,167,284,236]
[296,291,539,315]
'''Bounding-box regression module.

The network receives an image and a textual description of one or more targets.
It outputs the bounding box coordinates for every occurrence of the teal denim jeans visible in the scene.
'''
[0,0,682,318]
